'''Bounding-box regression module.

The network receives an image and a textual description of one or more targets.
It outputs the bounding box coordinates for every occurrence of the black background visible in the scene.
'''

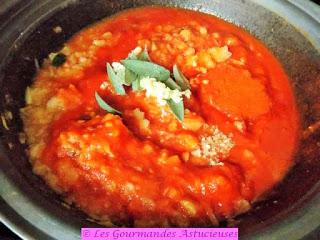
[0,223,19,240]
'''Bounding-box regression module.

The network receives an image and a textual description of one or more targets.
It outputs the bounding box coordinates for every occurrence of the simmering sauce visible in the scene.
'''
[22,7,299,226]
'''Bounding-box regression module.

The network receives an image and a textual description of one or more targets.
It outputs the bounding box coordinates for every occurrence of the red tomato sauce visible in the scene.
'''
[25,7,299,226]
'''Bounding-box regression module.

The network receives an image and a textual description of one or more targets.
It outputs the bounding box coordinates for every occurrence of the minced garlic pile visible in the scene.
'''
[191,126,234,165]
[140,77,191,106]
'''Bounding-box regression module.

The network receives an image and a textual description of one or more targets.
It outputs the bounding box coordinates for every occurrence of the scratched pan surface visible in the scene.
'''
[0,0,319,239]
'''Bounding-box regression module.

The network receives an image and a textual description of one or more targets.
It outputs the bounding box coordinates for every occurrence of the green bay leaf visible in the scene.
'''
[164,77,181,90]
[121,59,170,81]
[131,78,141,92]
[124,68,137,86]
[106,63,126,95]
[167,99,184,121]
[138,46,151,61]
[173,64,191,91]
[95,92,122,114]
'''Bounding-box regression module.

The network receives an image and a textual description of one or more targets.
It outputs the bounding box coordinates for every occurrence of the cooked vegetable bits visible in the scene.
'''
[21,7,298,227]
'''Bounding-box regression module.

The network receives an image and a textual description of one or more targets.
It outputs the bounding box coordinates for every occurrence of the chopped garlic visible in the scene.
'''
[183,89,191,98]
[170,89,182,103]
[140,77,170,105]
[171,89,191,103]
[191,126,234,165]
[140,77,191,105]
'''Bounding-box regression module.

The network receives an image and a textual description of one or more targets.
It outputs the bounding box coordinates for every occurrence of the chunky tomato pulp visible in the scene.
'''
[24,7,299,226]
